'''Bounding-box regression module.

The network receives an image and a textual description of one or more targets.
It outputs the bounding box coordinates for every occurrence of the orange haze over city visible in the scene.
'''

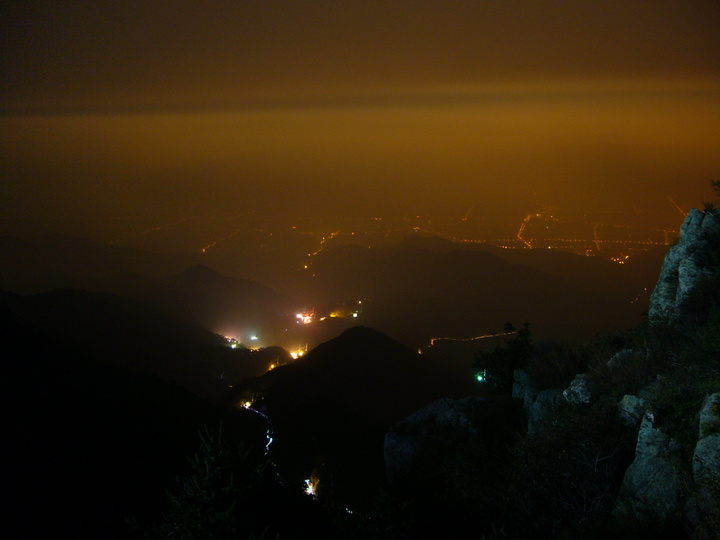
[2,1,719,240]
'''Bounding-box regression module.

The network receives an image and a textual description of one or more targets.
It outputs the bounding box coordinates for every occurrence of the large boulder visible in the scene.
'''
[613,408,690,526]
[617,394,647,427]
[649,209,720,326]
[563,373,594,405]
[527,389,564,434]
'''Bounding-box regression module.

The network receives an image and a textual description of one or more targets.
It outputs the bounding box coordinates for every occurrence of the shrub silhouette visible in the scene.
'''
[474,322,532,392]
[149,424,274,540]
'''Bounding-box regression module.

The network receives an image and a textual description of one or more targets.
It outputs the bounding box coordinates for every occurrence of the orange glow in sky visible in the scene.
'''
[1,2,719,238]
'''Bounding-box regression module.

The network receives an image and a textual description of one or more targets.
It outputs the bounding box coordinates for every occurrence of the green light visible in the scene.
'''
[476,370,486,382]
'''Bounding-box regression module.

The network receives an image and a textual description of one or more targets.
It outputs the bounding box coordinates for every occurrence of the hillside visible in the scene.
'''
[0,233,200,293]
[305,237,657,345]
[232,326,480,508]
[0,234,298,345]
[381,208,720,539]
[0,231,664,351]
[1,307,267,539]
[0,288,288,400]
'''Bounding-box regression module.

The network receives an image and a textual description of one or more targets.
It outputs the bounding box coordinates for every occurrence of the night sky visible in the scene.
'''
[2,1,719,240]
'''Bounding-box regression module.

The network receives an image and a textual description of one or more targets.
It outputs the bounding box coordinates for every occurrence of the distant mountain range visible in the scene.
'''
[0,229,672,529]
[306,235,665,344]
[0,230,666,349]
[0,288,287,400]
[0,233,300,346]
[0,233,200,293]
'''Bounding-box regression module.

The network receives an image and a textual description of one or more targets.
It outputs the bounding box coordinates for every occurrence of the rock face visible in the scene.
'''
[563,373,594,405]
[649,208,720,325]
[383,210,720,532]
[687,393,720,537]
[613,408,690,526]
[617,394,647,427]
[527,389,564,434]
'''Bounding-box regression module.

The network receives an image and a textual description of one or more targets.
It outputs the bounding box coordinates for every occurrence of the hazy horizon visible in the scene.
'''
[2,1,719,242]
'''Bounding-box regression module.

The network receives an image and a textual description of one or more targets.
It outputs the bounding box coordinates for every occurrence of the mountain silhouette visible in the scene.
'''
[0,288,287,400]
[306,236,657,345]
[1,306,266,539]
[0,234,296,344]
[232,325,480,508]
[0,233,199,293]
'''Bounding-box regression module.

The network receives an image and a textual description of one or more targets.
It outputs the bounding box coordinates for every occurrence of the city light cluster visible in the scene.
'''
[296,308,315,324]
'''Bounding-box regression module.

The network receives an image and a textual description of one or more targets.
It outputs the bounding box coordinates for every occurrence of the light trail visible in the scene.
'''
[516,213,536,248]
[307,230,341,257]
[667,197,688,217]
[301,230,343,269]
[420,330,516,353]
[592,223,601,251]
[527,238,666,245]
[409,225,669,249]
[201,228,243,253]
[241,401,274,455]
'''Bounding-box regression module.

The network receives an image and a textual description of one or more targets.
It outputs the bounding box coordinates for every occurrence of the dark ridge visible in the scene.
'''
[236,325,444,425]
[0,233,200,294]
[231,325,480,509]
[0,288,280,400]
[1,307,266,539]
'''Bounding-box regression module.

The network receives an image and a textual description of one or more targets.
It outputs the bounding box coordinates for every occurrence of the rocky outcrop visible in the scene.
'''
[612,393,720,535]
[687,393,720,538]
[563,373,594,405]
[649,208,720,325]
[613,408,690,526]
[512,367,568,433]
[381,206,720,536]
[527,389,564,434]
[617,394,647,427]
